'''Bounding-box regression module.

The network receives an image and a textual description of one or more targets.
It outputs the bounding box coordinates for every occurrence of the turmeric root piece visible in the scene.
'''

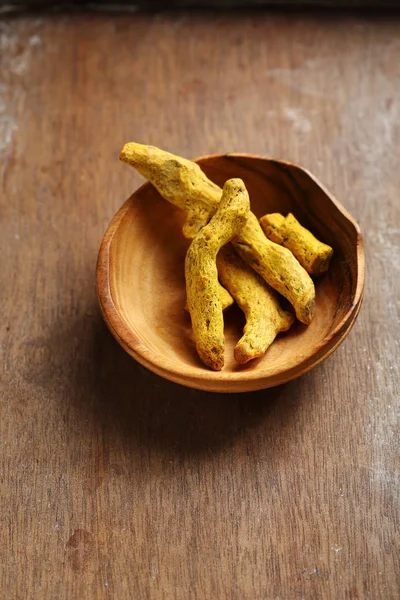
[120,142,220,238]
[185,179,250,370]
[260,213,334,275]
[217,245,294,363]
[184,283,234,313]
[233,213,315,324]
[120,142,315,324]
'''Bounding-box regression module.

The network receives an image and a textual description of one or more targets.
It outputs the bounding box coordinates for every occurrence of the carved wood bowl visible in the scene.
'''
[96,154,364,393]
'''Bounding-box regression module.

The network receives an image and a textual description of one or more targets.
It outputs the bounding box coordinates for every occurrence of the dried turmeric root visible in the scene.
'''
[185,179,250,370]
[233,213,315,324]
[120,142,315,324]
[217,245,294,363]
[120,142,220,238]
[185,283,234,313]
[260,213,334,275]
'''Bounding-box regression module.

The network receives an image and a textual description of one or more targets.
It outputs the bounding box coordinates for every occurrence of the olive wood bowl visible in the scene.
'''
[96,154,364,393]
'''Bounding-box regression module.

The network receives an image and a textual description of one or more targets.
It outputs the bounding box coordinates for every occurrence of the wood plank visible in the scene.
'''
[0,11,399,600]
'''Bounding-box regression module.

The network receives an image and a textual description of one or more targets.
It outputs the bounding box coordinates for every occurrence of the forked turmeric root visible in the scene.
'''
[260,213,333,275]
[185,179,250,370]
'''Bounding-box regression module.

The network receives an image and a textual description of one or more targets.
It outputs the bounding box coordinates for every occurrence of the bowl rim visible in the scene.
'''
[96,153,365,392]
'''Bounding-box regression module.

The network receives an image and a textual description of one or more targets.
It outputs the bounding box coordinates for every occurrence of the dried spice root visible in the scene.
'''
[217,245,294,363]
[260,212,334,275]
[185,283,234,313]
[120,142,220,238]
[185,179,250,370]
[120,142,315,324]
[233,213,315,324]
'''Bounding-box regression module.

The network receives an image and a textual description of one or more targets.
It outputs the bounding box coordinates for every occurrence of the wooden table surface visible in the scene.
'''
[1,10,399,600]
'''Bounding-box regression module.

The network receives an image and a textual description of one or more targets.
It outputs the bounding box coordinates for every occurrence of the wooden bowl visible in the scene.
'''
[96,154,364,393]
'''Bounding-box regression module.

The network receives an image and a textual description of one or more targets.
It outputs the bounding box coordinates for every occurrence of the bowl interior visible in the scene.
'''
[103,154,362,391]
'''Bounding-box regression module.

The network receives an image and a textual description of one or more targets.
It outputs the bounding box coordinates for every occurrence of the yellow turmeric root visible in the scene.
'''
[217,245,294,363]
[185,179,250,370]
[260,213,334,275]
[120,142,220,238]
[233,213,315,324]
[120,142,315,324]
[184,283,234,313]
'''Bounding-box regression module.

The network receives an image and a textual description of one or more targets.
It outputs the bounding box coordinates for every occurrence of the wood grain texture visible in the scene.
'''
[97,154,364,391]
[0,10,399,600]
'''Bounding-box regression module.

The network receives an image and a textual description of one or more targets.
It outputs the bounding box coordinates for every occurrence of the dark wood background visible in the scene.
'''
[2,1,400,8]
[1,9,399,600]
